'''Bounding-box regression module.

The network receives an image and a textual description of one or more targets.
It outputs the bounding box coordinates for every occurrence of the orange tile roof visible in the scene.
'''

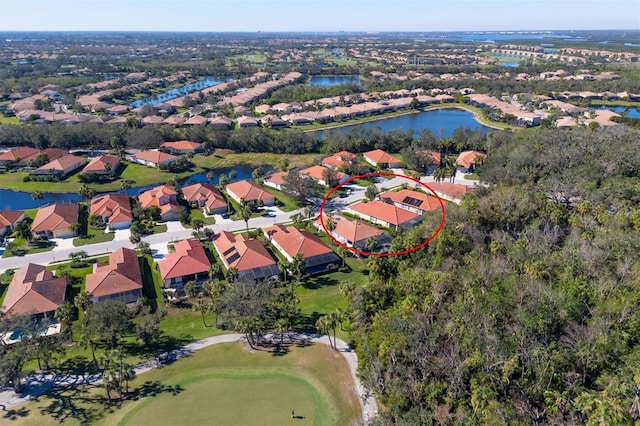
[35,154,85,173]
[31,203,79,233]
[158,239,210,280]
[1,263,66,316]
[89,194,132,225]
[133,150,179,164]
[138,185,178,209]
[0,146,39,162]
[81,154,120,173]
[263,225,334,260]
[380,189,445,212]
[299,165,347,182]
[315,214,384,243]
[85,248,142,298]
[456,151,487,169]
[213,231,276,273]
[181,183,227,211]
[364,149,401,165]
[349,200,421,226]
[420,150,441,164]
[264,171,288,186]
[225,179,273,203]
[0,210,24,227]
[160,140,203,151]
[424,182,475,201]
[321,151,357,169]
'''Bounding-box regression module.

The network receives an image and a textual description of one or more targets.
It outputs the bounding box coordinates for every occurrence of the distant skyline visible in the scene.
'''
[1,0,638,33]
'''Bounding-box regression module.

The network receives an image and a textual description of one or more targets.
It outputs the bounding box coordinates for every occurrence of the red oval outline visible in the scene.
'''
[318,171,446,257]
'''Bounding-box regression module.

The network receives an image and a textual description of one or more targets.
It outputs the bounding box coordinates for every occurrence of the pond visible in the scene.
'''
[129,76,230,107]
[317,109,493,138]
[0,164,273,211]
[596,105,640,118]
[308,75,362,86]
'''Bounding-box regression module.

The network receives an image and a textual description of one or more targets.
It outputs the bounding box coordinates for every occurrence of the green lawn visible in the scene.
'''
[190,150,316,170]
[8,342,361,426]
[73,231,115,247]
[262,185,301,212]
[2,237,55,258]
[182,208,215,228]
[0,162,202,193]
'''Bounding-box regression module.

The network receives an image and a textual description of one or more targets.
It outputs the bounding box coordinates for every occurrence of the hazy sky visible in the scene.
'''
[1,0,638,32]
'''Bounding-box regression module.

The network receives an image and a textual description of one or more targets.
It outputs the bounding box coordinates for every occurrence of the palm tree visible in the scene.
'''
[315,316,333,349]
[68,222,81,237]
[278,258,291,283]
[31,190,43,202]
[184,281,199,298]
[240,206,251,232]
[228,170,237,181]
[14,217,33,242]
[54,302,75,339]
[290,252,306,282]
[78,184,96,200]
[208,263,221,281]
[226,267,239,284]
[304,205,315,222]
[74,290,93,314]
[433,166,447,183]
[192,297,211,327]
[326,311,340,350]
[78,320,98,371]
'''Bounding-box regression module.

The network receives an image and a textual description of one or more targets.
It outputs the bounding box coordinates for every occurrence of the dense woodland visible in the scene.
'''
[343,125,640,425]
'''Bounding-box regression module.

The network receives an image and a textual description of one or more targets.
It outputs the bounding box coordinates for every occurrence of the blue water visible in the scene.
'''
[129,76,229,107]
[502,62,520,67]
[319,109,492,137]
[596,106,640,118]
[0,164,273,210]
[309,75,362,86]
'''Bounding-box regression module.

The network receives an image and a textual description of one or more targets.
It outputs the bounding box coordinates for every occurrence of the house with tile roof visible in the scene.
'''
[263,225,340,274]
[225,179,275,207]
[321,151,358,170]
[347,200,422,231]
[425,182,476,205]
[132,150,179,168]
[85,248,143,304]
[299,165,349,187]
[0,146,40,169]
[0,210,25,236]
[31,154,86,177]
[314,214,392,253]
[138,185,181,221]
[456,151,487,172]
[210,116,233,129]
[81,154,121,178]
[181,183,228,214]
[1,263,66,316]
[158,239,211,289]
[263,171,288,191]
[380,189,446,215]
[31,203,79,239]
[212,231,279,281]
[160,140,204,155]
[90,194,133,230]
[363,149,402,169]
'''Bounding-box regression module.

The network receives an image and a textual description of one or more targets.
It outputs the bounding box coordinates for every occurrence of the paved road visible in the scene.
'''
[0,333,378,424]
[0,172,482,274]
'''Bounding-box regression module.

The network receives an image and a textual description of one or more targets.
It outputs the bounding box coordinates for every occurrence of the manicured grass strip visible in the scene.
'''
[261,185,301,212]
[73,231,116,247]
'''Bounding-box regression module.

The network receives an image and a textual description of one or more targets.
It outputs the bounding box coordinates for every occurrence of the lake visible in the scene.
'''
[130,76,229,107]
[0,164,273,211]
[309,75,362,86]
[596,106,640,118]
[318,109,493,137]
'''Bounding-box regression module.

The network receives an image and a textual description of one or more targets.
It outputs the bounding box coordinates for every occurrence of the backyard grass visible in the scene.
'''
[8,342,361,426]
[191,150,317,170]
[72,231,115,247]
[0,162,202,193]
